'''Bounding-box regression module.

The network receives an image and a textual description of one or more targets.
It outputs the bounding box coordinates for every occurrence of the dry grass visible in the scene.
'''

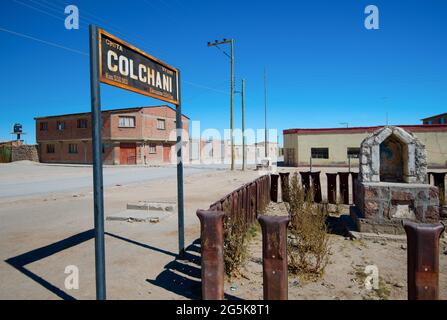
[287,173,330,280]
[222,202,252,278]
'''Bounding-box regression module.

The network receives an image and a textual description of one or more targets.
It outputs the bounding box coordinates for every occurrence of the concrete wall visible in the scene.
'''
[284,126,447,168]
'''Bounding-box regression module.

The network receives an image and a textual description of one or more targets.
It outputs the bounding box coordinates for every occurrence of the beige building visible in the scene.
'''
[283,125,447,168]
[189,139,278,165]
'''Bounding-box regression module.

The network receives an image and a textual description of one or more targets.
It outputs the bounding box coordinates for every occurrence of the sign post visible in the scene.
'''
[175,72,185,253]
[89,25,106,300]
[89,24,184,299]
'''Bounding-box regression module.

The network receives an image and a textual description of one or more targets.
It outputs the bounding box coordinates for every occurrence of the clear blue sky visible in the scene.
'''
[1,0,446,145]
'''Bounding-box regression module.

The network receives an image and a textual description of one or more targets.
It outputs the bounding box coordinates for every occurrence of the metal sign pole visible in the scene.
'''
[176,70,185,255]
[89,24,106,300]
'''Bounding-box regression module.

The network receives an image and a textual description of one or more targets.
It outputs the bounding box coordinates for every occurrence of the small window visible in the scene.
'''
[68,144,78,154]
[46,144,55,154]
[149,144,156,154]
[347,148,360,159]
[311,148,329,159]
[40,122,48,131]
[157,119,166,130]
[77,119,88,129]
[427,120,433,125]
[439,118,446,125]
[57,121,65,131]
[119,116,135,128]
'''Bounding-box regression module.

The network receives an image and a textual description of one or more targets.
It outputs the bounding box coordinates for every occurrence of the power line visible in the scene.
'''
[0,26,88,56]
[12,0,87,26]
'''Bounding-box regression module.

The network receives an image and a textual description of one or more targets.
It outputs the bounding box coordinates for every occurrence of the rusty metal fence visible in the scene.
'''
[197,172,446,301]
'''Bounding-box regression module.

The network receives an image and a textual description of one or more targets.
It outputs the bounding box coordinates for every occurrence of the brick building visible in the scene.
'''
[422,112,447,125]
[35,106,189,165]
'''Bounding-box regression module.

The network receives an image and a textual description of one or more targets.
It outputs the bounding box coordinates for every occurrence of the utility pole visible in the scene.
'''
[207,39,235,170]
[264,67,268,158]
[242,79,246,171]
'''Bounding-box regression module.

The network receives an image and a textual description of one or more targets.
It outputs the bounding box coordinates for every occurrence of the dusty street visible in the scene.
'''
[1,162,446,300]
[0,161,259,300]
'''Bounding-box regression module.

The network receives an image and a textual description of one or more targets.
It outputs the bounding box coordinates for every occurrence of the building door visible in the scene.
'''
[120,143,137,165]
[163,144,171,163]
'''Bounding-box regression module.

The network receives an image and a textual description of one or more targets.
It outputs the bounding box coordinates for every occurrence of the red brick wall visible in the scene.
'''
[36,106,189,165]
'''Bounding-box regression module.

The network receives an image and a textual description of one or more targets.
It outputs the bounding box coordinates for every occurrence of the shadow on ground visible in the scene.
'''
[147,239,242,300]
[6,231,241,300]
[5,229,95,300]
[326,214,356,237]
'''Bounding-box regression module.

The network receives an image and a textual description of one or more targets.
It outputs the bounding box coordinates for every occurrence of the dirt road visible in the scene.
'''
[0,162,259,300]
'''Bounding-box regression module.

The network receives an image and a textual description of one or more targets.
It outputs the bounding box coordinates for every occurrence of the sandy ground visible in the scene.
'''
[1,162,446,300]
[0,162,259,300]
[224,201,447,300]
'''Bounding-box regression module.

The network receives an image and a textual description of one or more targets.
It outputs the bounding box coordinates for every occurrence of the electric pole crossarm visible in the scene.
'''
[207,38,235,171]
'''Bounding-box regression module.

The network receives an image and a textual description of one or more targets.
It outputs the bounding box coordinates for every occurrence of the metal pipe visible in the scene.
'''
[89,24,106,300]
[258,215,290,300]
[403,221,444,300]
[176,70,185,255]
[242,79,245,171]
[197,210,225,300]
[264,67,268,158]
[230,40,235,171]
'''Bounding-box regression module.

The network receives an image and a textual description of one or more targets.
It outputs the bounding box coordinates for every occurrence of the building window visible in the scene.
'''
[119,116,136,128]
[311,148,329,159]
[68,144,78,154]
[439,118,446,124]
[157,119,166,130]
[347,147,360,159]
[46,144,55,154]
[77,119,88,128]
[57,121,65,131]
[427,120,433,125]
[40,122,48,131]
[149,144,156,154]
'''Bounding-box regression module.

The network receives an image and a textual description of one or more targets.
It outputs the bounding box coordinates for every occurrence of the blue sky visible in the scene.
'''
[1,0,446,145]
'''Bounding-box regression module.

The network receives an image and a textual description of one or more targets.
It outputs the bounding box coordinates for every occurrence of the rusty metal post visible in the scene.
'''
[299,171,311,197]
[351,172,359,204]
[430,172,447,204]
[258,215,290,300]
[197,210,225,300]
[338,172,350,205]
[403,221,444,300]
[270,174,280,203]
[326,173,337,204]
[310,171,322,203]
[279,172,290,202]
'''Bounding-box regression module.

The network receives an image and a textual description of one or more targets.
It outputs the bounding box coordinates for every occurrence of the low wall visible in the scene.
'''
[11,145,39,162]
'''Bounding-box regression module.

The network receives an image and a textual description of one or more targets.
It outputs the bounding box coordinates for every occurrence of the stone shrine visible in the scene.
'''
[352,126,440,234]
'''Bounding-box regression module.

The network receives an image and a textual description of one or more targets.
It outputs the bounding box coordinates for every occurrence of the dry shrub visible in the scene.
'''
[287,173,330,279]
[222,202,251,278]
